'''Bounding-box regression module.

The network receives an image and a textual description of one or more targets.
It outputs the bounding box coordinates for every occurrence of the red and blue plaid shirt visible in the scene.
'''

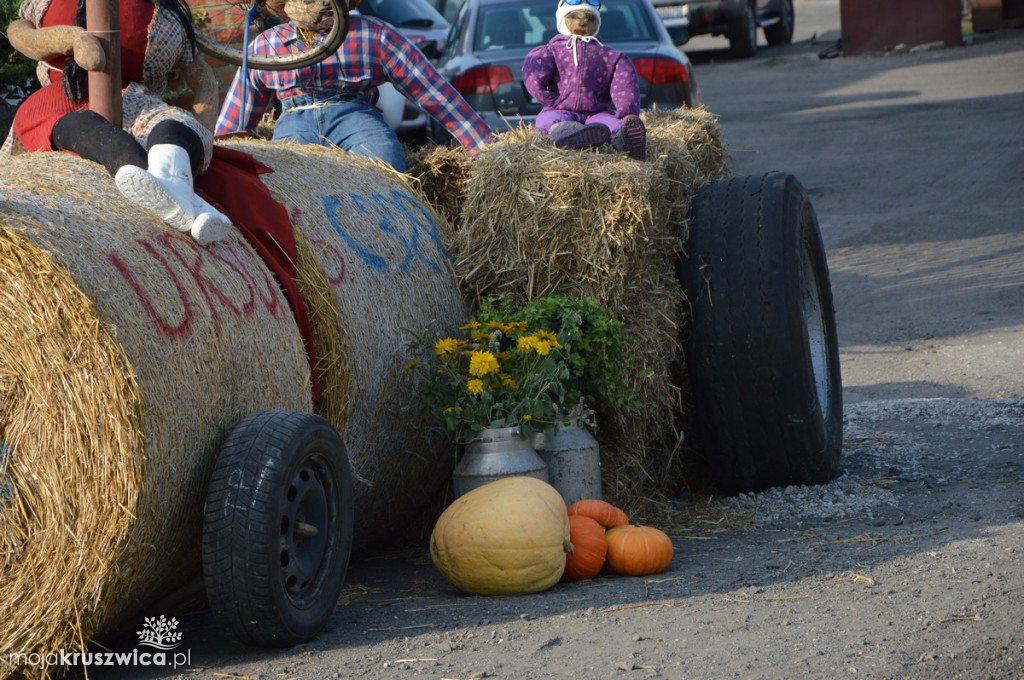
[215,15,494,151]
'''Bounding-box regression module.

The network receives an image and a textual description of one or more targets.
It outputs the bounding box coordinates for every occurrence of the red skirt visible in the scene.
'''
[12,78,87,152]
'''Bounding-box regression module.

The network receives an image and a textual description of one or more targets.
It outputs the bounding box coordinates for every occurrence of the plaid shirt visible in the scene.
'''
[215,15,494,151]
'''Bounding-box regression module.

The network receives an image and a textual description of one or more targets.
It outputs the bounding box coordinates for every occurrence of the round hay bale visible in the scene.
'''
[0,144,466,678]
[0,153,311,678]
[217,139,467,545]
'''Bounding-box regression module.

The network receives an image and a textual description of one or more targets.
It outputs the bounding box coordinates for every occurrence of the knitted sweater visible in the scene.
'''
[522,33,640,118]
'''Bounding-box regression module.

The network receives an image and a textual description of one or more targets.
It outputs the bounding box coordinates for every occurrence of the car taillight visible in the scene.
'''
[632,57,689,86]
[453,66,515,95]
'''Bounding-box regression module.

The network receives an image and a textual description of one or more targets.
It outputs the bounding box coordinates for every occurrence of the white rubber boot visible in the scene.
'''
[115,144,233,244]
[191,211,234,246]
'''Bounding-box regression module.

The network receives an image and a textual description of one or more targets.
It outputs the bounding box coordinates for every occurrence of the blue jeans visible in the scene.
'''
[273,93,407,172]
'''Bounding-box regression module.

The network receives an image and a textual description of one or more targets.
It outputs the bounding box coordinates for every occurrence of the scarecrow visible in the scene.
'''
[214,0,494,173]
[522,0,646,161]
[3,0,233,244]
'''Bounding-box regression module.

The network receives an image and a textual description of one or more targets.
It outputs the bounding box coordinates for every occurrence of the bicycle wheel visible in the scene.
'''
[195,0,350,71]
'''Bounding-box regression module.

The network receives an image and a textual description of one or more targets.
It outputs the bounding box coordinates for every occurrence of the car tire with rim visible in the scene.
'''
[202,410,355,647]
[678,172,842,494]
[764,0,795,46]
[728,0,758,58]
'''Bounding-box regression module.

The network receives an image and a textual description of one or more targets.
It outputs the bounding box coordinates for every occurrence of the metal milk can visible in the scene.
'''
[533,419,601,505]
[451,426,549,498]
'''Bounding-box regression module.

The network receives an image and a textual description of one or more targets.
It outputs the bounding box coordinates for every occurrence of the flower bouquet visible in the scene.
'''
[404,318,573,446]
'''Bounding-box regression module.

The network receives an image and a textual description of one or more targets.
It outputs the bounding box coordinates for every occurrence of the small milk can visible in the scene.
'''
[534,418,601,505]
[452,426,549,497]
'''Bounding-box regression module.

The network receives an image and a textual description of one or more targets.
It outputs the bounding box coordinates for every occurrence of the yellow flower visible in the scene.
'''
[485,320,503,329]
[517,335,538,354]
[401,359,420,372]
[459,322,481,330]
[507,321,529,333]
[468,350,500,377]
[518,334,554,355]
[536,330,562,348]
[434,337,464,357]
[472,331,491,343]
[522,414,532,421]
[466,379,484,395]
[499,373,518,390]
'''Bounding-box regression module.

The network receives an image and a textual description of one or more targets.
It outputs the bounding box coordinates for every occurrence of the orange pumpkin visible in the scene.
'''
[567,499,628,529]
[562,515,608,582]
[604,525,674,576]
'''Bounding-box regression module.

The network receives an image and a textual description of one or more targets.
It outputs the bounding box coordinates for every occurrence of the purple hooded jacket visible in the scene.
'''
[522,34,640,118]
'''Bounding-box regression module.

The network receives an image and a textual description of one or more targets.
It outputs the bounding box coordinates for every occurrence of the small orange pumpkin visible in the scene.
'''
[562,515,608,582]
[604,525,674,576]
[567,499,629,529]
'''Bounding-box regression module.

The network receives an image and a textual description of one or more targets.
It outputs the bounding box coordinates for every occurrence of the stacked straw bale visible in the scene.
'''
[0,143,465,678]
[407,107,730,515]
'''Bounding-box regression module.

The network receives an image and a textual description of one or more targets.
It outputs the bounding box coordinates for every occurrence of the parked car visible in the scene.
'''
[428,0,466,25]
[428,0,699,142]
[356,0,450,143]
[357,0,450,58]
[649,0,794,58]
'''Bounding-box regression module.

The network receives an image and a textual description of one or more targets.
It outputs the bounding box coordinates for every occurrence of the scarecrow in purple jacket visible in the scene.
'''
[522,0,646,160]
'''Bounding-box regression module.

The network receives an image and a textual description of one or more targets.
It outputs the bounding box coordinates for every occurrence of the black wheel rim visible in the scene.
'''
[279,453,337,609]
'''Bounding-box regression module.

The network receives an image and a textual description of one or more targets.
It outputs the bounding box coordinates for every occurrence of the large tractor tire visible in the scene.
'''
[679,172,842,494]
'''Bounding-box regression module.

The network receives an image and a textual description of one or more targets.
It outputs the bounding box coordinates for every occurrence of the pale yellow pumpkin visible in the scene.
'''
[430,477,571,595]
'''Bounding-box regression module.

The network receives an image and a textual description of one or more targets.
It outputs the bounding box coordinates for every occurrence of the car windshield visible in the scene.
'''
[360,0,447,28]
[473,0,656,51]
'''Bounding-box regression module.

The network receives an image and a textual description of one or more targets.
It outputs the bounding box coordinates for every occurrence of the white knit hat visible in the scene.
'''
[556,0,601,37]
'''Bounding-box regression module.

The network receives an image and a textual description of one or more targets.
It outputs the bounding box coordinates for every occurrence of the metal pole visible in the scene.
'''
[86,0,121,127]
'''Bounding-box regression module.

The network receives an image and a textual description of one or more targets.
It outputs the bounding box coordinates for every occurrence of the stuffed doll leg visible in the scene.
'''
[115,120,234,245]
[549,121,610,150]
[606,113,646,162]
[53,112,233,244]
[51,108,148,175]
[536,109,584,137]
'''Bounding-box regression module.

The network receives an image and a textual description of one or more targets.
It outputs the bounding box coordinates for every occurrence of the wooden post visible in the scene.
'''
[86,0,121,127]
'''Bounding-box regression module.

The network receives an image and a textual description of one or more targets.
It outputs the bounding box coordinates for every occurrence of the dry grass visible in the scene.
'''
[293,227,353,432]
[0,227,142,680]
